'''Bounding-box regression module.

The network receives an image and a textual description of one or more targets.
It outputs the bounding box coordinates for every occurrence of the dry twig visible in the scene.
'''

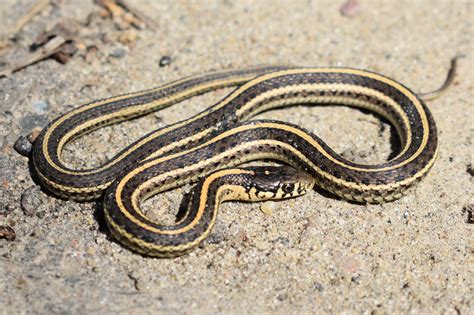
[0,35,65,77]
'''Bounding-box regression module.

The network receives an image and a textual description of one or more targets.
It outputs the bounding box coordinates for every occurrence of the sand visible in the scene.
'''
[0,0,472,313]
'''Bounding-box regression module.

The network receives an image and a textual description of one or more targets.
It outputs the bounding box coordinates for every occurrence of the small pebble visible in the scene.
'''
[13,135,32,157]
[340,0,360,17]
[0,226,16,241]
[260,201,276,215]
[255,240,270,250]
[32,100,50,115]
[86,246,97,256]
[314,281,325,292]
[159,56,172,67]
[35,211,45,219]
[20,186,43,216]
[119,29,138,44]
[109,47,127,58]
[275,236,290,245]
[4,204,16,213]
[204,231,226,245]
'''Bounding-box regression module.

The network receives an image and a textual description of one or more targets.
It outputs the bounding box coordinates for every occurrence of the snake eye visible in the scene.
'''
[281,183,294,194]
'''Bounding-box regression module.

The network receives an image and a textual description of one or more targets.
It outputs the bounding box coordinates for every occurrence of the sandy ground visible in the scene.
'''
[0,0,472,314]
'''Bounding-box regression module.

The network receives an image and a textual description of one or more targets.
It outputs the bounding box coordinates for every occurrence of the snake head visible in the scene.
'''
[245,165,315,200]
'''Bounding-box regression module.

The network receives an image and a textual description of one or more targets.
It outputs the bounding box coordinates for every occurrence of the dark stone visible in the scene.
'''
[159,56,172,67]
[13,135,32,157]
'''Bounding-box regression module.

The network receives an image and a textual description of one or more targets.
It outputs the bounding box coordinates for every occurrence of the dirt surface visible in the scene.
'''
[0,1,472,314]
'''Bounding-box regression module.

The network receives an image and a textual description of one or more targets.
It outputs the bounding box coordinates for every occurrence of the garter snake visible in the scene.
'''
[31,61,457,256]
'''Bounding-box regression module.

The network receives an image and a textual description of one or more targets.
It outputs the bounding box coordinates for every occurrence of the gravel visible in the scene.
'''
[0,1,472,314]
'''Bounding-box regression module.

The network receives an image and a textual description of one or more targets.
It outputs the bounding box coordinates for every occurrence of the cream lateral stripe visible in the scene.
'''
[236,83,412,150]
[55,74,251,154]
[55,116,216,175]
[236,83,404,118]
[35,165,112,194]
[118,169,253,235]
[178,170,252,228]
[43,75,258,175]
[50,67,259,127]
[116,137,435,236]
[245,95,406,146]
[237,67,429,148]
[118,119,423,199]
[149,70,425,172]
[141,127,216,162]
[44,73,199,149]
[105,196,218,253]
[269,122,426,171]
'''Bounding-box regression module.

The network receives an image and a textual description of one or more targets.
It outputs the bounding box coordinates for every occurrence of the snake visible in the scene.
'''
[31,62,454,257]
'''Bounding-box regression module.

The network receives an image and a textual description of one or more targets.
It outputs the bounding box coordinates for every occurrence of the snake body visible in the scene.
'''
[31,66,438,256]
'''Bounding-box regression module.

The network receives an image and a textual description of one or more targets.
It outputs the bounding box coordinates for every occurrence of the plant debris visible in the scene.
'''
[0,1,155,76]
[0,225,16,241]
[31,21,81,64]
[0,19,81,77]
[0,36,66,77]
[13,135,32,157]
[94,0,157,30]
